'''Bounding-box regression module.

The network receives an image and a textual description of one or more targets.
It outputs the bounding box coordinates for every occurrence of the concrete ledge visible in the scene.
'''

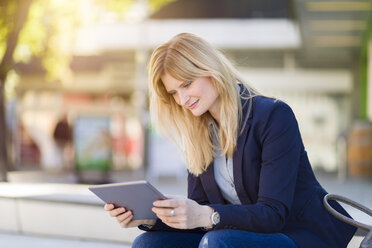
[0,197,20,232]
[0,183,143,244]
[18,199,142,243]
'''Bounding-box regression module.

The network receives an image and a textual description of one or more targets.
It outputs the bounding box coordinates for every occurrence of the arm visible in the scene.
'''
[209,101,301,233]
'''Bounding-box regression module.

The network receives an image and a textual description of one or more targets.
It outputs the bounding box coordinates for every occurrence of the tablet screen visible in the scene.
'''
[89,180,167,220]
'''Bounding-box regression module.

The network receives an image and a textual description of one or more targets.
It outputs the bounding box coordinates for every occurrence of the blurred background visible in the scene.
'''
[0,0,371,247]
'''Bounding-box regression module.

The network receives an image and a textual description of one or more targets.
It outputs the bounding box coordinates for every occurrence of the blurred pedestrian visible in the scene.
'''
[104,33,356,248]
[53,113,73,170]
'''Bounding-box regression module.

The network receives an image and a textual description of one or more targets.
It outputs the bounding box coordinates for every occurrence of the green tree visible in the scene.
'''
[0,0,173,181]
[0,0,82,181]
[0,0,33,181]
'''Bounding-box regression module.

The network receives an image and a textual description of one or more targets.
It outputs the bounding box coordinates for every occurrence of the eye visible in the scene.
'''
[183,81,192,88]
[169,91,177,96]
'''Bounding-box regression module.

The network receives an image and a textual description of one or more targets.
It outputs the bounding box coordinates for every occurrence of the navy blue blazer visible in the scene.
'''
[141,94,356,248]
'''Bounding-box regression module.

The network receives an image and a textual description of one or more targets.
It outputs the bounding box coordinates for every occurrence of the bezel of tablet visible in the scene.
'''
[89,180,167,220]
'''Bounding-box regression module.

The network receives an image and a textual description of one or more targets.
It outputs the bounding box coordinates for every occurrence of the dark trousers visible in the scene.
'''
[132,229,298,248]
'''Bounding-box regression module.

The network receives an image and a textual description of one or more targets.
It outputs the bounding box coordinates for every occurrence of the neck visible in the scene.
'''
[208,99,221,125]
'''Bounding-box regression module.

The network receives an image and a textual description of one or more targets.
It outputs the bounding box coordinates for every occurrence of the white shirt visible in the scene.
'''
[211,125,242,205]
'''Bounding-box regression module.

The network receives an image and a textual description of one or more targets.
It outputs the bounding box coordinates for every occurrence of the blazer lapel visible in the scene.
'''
[200,162,225,204]
[233,96,254,204]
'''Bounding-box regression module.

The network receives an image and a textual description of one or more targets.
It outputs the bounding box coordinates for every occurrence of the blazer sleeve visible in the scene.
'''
[209,101,302,233]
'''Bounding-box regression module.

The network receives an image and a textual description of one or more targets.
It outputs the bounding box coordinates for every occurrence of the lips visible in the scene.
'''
[188,100,199,109]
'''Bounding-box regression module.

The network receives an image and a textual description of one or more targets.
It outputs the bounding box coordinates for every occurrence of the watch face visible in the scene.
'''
[212,211,220,225]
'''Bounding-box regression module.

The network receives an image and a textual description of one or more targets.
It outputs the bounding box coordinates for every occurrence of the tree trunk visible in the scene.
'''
[0,81,8,181]
[0,0,33,181]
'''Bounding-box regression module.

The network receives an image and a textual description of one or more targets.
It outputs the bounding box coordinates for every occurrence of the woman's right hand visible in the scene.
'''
[104,203,156,228]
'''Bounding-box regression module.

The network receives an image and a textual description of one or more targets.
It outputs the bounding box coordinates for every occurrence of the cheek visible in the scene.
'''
[208,87,219,100]
[173,95,181,105]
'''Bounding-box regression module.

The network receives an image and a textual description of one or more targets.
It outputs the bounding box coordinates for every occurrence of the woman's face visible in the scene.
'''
[161,73,220,120]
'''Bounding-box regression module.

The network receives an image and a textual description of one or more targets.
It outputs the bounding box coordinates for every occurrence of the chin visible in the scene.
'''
[190,109,206,117]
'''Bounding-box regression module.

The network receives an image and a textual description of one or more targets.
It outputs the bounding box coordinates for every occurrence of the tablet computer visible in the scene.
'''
[89,180,167,220]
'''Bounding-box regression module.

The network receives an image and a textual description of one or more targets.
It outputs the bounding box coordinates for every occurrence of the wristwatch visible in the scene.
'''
[210,210,220,226]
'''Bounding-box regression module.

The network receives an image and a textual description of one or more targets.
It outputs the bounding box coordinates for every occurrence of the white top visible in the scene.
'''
[212,125,242,205]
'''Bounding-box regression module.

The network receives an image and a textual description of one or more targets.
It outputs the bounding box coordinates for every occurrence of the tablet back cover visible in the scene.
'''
[89,180,166,220]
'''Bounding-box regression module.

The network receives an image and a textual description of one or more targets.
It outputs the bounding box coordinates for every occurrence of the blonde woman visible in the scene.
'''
[104,33,356,248]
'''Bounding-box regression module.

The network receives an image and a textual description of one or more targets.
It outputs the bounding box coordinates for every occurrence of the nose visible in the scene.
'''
[178,90,190,106]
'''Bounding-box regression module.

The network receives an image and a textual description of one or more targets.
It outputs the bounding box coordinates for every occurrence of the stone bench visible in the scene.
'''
[0,182,143,245]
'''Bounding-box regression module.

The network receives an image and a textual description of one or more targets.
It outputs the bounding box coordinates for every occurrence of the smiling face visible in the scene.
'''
[161,73,220,121]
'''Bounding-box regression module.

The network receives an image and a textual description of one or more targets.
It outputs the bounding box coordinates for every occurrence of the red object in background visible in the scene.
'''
[63,94,92,105]
[124,137,137,156]
[112,135,127,155]
[112,134,143,159]
[19,125,41,166]
[112,134,143,157]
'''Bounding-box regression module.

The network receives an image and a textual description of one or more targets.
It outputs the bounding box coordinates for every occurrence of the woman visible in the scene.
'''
[104,33,356,248]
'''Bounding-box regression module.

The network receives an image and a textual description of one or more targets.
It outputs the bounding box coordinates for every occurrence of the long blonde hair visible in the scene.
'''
[148,33,258,176]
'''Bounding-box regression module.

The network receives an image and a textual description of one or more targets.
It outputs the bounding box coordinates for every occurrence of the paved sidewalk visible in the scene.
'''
[0,232,131,248]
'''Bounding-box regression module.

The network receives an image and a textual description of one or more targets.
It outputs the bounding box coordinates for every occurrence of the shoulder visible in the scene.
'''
[241,96,301,146]
[251,96,295,122]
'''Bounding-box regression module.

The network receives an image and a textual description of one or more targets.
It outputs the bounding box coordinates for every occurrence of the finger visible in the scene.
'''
[116,210,132,223]
[152,207,176,216]
[109,207,126,217]
[153,198,182,208]
[119,212,134,228]
[104,203,114,211]
[156,213,182,224]
[159,213,188,229]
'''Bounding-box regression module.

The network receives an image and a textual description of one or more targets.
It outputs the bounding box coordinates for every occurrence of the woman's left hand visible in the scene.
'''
[152,198,213,229]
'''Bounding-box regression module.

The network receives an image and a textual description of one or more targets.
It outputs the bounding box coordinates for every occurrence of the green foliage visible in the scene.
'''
[3,0,82,82]
[1,0,174,85]
[93,0,174,21]
[149,0,175,13]
[15,0,46,62]
[96,0,133,14]
[0,0,17,60]
[35,0,80,81]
